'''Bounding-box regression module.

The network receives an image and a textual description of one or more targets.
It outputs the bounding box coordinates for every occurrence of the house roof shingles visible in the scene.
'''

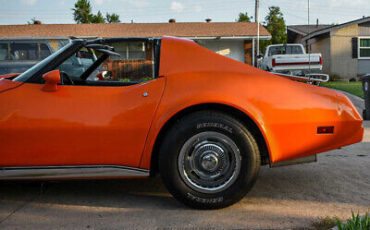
[0,22,270,38]
[287,24,333,36]
[288,17,370,41]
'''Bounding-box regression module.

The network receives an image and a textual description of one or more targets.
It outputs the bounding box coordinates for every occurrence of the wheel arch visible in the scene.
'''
[149,103,270,176]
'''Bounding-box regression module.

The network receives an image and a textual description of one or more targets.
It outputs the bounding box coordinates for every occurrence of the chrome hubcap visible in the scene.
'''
[201,152,219,172]
[178,131,241,194]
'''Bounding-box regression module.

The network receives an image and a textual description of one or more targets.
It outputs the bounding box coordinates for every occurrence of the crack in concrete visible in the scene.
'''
[0,198,33,225]
[0,183,48,226]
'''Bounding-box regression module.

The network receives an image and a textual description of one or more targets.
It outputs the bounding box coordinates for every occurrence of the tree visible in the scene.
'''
[91,11,106,23]
[265,6,287,44]
[72,0,120,24]
[72,0,93,24]
[106,13,121,23]
[237,12,253,22]
[260,6,287,52]
[27,17,41,25]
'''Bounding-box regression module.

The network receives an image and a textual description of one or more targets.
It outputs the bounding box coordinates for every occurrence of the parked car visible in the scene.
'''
[0,37,363,209]
[0,39,55,75]
[260,44,322,74]
[0,39,97,77]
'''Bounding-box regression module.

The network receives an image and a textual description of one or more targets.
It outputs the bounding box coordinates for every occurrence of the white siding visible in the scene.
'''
[195,39,245,63]
[359,21,370,36]
[358,22,370,75]
[358,60,370,75]
[330,24,358,80]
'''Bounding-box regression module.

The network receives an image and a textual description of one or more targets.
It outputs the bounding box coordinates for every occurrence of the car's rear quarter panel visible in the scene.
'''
[140,37,363,168]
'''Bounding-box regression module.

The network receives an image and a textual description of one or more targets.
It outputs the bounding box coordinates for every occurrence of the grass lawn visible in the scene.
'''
[322,81,364,98]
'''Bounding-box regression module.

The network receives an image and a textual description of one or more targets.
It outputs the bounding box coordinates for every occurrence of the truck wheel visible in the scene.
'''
[159,110,260,209]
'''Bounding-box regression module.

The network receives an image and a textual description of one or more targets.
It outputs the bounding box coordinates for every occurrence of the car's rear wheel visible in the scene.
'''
[159,110,261,209]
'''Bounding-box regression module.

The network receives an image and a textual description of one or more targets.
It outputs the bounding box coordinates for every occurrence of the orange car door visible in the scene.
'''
[0,78,165,167]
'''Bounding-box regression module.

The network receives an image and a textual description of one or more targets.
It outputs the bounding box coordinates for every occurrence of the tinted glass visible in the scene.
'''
[0,43,8,60]
[360,38,370,57]
[360,38,370,48]
[360,48,370,57]
[10,43,38,60]
[40,43,51,59]
[269,45,303,55]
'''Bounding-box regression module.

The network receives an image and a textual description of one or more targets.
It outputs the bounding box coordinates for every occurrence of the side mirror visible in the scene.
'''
[42,70,61,92]
[96,71,113,81]
[102,70,113,79]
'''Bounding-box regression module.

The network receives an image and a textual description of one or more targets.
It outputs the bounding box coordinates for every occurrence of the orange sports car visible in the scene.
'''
[0,36,363,209]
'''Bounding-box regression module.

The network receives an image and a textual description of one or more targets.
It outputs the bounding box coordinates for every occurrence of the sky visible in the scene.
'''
[0,0,369,26]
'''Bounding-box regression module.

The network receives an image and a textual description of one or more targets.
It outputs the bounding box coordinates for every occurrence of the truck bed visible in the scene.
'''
[271,53,322,72]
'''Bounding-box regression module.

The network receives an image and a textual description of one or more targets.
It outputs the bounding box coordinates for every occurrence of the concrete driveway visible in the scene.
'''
[0,122,368,230]
[0,97,369,229]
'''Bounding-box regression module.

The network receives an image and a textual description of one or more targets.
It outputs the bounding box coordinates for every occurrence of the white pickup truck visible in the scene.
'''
[260,44,322,74]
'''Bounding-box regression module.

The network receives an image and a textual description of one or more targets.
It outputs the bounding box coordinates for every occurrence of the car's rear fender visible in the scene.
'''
[144,102,271,174]
[139,37,363,170]
[139,72,362,170]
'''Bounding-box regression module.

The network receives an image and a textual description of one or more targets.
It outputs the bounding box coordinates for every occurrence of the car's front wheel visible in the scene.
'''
[159,110,261,209]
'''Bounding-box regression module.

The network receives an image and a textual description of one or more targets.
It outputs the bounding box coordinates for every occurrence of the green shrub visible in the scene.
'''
[336,212,369,230]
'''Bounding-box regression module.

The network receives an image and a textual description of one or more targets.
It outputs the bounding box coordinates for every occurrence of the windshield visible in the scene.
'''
[268,45,304,56]
[58,47,98,80]
[13,40,83,83]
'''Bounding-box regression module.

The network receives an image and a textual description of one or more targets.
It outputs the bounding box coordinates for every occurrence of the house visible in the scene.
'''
[287,17,370,80]
[0,20,271,66]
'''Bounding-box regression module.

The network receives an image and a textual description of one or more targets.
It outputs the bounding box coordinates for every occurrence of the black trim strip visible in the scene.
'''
[0,81,24,95]
[0,165,149,180]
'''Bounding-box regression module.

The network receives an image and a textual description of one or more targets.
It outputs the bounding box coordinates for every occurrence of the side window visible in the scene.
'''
[58,40,70,49]
[100,41,154,83]
[8,42,52,61]
[10,43,38,60]
[54,40,155,86]
[58,47,96,80]
[40,43,52,59]
[0,43,8,60]
[269,46,282,56]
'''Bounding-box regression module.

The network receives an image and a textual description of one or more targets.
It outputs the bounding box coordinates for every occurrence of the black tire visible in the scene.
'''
[159,110,260,209]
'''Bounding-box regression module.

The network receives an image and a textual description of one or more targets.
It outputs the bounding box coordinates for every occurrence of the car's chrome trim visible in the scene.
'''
[0,165,149,180]
[272,72,330,83]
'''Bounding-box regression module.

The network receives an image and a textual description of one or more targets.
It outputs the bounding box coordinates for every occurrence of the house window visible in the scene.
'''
[359,37,370,59]
[109,41,146,60]
[101,40,154,82]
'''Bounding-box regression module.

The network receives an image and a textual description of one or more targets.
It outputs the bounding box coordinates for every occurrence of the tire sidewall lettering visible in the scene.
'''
[186,192,224,204]
[196,122,233,134]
